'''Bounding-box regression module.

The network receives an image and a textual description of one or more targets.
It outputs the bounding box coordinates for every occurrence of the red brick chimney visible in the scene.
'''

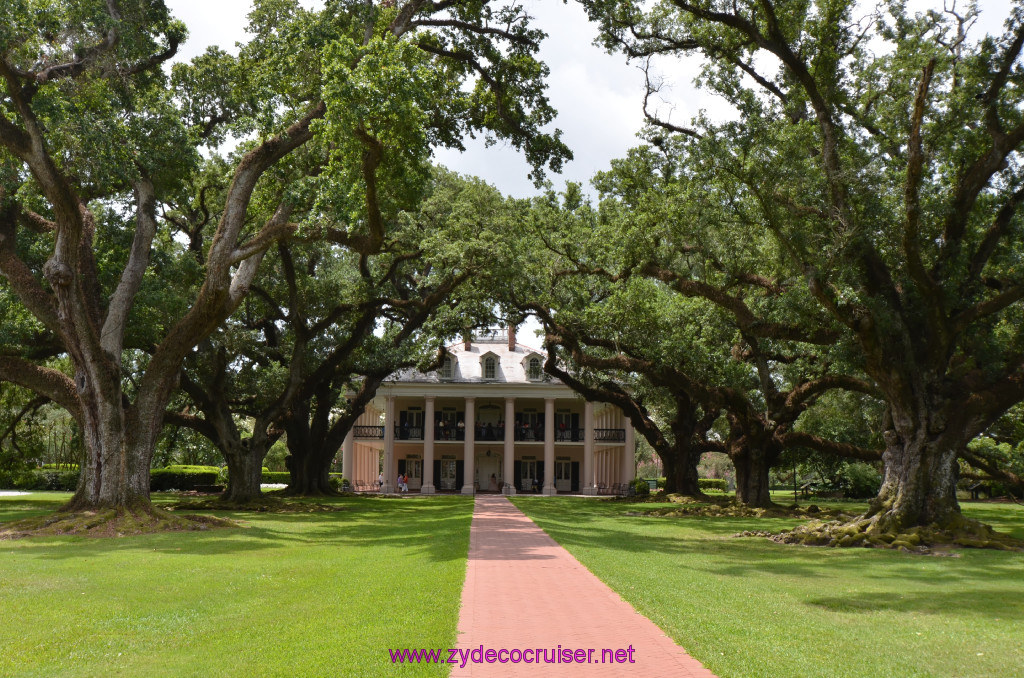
[508,325,517,350]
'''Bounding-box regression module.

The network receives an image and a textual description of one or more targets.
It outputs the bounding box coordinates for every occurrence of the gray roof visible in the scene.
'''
[388,339,557,384]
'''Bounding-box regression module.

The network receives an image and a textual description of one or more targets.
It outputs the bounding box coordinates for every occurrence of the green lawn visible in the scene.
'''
[511,496,1024,678]
[0,492,473,677]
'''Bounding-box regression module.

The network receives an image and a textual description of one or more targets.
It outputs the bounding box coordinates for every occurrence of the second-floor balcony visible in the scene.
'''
[353,425,385,439]
[353,423,626,443]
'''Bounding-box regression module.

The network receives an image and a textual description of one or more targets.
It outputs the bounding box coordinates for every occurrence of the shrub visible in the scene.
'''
[161,465,221,474]
[698,478,728,492]
[631,478,650,497]
[40,470,79,491]
[41,463,80,471]
[150,467,219,491]
[657,476,666,489]
[987,481,1023,500]
[261,471,291,484]
[0,469,24,490]
[836,462,882,499]
[0,469,79,491]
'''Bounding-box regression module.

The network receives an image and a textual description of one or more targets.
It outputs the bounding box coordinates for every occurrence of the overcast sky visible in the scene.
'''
[166,0,1015,198]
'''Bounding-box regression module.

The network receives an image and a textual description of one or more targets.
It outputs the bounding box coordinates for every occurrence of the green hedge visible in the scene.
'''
[161,465,221,474]
[0,469,80,491]
[150,467,219,491]
[257,472,349,486]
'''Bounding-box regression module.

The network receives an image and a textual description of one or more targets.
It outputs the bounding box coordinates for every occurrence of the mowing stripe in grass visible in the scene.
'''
[512,496,1024,678]
[1,493,474,677]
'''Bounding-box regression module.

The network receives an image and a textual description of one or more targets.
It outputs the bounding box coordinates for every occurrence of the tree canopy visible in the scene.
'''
[0,0,568,521]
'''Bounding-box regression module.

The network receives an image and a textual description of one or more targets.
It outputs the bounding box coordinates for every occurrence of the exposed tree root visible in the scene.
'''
[738,514,1024,552]
[629,494,847,520]
[624,490,711,504]
[637,504,849,520]
[0,506,237,540]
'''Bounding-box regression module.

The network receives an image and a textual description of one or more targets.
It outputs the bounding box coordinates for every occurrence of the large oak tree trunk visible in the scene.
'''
[285,444,336,496]
[658,398,705,496]
[731,445,775,508]
[660,443,702,496]
[222,442,269,504]
[863,403,963,532]
[283,391,343,496]
[726,420,779,508]
[64,369,153,511]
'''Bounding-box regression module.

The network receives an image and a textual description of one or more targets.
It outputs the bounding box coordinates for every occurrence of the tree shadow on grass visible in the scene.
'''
[0,492,71,523]
[1,495,474,564]
[806,588,1024,620]
[515,500,1024,602]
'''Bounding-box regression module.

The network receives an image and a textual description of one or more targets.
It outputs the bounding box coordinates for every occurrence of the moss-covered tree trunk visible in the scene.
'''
[862,402,965,532]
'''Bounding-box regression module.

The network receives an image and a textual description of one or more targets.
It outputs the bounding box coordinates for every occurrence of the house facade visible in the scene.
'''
[341,329,636,495]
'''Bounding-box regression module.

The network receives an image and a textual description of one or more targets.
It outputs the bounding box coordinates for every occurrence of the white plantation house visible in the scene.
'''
[342,328,636,495]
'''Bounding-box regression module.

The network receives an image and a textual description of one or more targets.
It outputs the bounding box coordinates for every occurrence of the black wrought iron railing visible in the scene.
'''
[554,427,584,442]
[357,424,625,443]
[594,428,626,442]
[353,425,384,439]
[394,425,424,440]
[511,426,542,441]
[434,426,464,441]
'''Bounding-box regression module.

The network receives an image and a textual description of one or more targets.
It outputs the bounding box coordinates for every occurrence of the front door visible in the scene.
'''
[439,459,457,491]
[406,459,422,490]
[520,460,537,492]
[476,453,502,491]
[555,460,571,492]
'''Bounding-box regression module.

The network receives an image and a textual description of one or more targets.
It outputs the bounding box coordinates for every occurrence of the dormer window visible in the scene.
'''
[483,356,497,380]
[439,357,453,380]
[521,352,545,381]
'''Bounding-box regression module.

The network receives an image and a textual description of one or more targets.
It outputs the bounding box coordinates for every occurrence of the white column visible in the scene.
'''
[543,397,556,495]
[503,397,515,495]
[462,397,476,494]
[582,400,596,494]
[382,395,395,493]
[621,418,635,485]
[342,427,354,486]
[421,396,436,494]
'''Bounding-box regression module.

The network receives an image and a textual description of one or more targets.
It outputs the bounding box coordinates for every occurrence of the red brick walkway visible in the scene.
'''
[451,495,716,677]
